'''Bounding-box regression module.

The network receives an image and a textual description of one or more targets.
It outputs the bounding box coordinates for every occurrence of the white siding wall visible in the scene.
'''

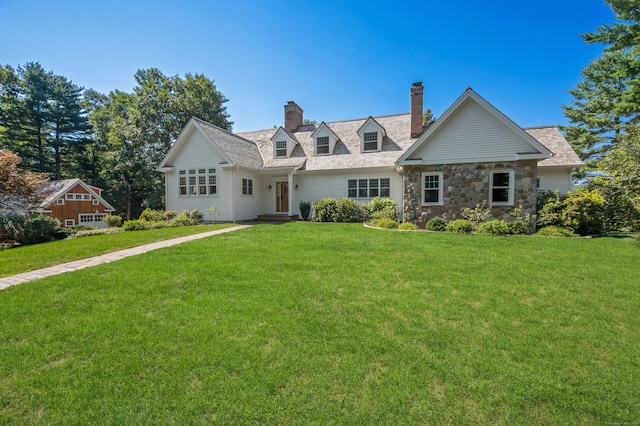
[538,167,573,194]
[165,129,234,221]
[412,101,532,163]
[291,168,403,217]
[234,168,263,221]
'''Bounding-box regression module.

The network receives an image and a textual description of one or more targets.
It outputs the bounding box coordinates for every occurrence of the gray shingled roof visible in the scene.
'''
[37,179,81,207]
[238,113,416,171]
[193,118,263,169]
[216,115,580,171]
[524,126,583,167]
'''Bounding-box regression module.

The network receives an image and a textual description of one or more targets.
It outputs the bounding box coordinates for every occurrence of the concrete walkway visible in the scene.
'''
[0,224,252,291]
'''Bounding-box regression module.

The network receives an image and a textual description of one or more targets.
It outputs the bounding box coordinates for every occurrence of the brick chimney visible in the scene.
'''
[284,101,303,132]
[410,82,424,138]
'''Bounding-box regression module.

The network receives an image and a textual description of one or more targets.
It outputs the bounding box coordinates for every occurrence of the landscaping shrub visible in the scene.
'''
[122,220,151,231]
[0,213,60,245]
[506,220,529,235]
[189,209,204,224]
[446,219,474,233]
[536,226,578,237]
[69,228,124,238]
[426,217,446,231]
[477,220,509,235]
[139,208,164,222]
[299,201,311,221]
[462,201,491,227]
[103,215,123,228]
[312,198,338,222]
[163,210,177,221]
[371,218,398,229]
[312,198,366,222]
[398,222,418,231]
[368,197,397,221]
[588,176,640,233]
[537,189,605,236]
[335,198,367,222]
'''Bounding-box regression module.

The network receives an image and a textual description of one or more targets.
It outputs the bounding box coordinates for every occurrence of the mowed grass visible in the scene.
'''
[0,224,235,277]
[1,223,639,424]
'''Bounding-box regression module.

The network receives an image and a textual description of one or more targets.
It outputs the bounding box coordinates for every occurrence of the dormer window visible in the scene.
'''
[316,136,329,155]
[363,132,378,151]
[271,127,298,158]
[311,122,339,156]
[357,117,385,153]
[275,140,287,157]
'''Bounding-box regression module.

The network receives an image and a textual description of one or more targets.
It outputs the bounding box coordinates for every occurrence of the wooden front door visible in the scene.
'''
[276,182,288,212]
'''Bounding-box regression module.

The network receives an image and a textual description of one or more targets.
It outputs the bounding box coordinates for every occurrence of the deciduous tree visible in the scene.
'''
[0,150,48,211]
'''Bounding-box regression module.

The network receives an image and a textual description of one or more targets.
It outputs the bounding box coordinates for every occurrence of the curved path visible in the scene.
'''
[0,225,252,291]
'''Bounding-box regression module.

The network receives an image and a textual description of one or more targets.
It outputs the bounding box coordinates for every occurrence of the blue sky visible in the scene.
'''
[1,0,614,132]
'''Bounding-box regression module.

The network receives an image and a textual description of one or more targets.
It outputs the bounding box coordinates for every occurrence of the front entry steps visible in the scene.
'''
[256,214,299,222]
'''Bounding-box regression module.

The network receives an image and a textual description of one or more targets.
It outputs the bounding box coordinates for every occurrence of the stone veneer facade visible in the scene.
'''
[402,160,538,227]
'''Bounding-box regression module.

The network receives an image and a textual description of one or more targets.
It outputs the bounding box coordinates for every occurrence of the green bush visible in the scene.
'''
[103,215,123,228]
[70,228,124,238]
[537,189,605,236]
[335,198,367,222]
[588,176,640,233]
[312,198,367,222]
[506,220,529,235]
[371,218,398,229]
[163,210,177,221]
[189,209,203,224]
[312,198,338,222]
[536,226,578,237]
[426,217,446,231]
[462,201,491,227]
[299,201,311,221]
[139,208,165,222]
[398,222,418,231]
[368,197,397,221]
[477,220,509,235]
[0,213,60,245]
[122,220,151,231]
[446,219,474,233]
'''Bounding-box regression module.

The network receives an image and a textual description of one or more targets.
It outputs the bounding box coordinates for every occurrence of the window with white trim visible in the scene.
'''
[347,178,390,198]
[57,198,64,205]
[65,219,74,227]
[79,214,107,223]
[490,170,514,205]
[422,172,443,205]
[66,193,73,200]
[75,194,83,200]
[363,132,379,151]
[179,168,217,196]
[242,178,253,196]
[83,194,91,200]
[275,140,287,157]
[92,199,99,205]
[316,136,329,155]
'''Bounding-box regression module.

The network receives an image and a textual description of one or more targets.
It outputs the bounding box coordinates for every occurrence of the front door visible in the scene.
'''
[276,182,288,212]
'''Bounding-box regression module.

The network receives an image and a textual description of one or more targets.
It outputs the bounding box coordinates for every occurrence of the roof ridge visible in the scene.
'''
[523,125,559,130]
[237,112,410,134]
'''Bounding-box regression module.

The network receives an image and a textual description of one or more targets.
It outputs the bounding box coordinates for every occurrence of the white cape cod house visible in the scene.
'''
[157,83,582,225]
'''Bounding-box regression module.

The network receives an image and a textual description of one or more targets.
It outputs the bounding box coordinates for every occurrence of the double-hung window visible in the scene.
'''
[347,178,390,198]
[490,170,514,205]
[316,136,329,155]
[275,140,287,157]
[179,168,217,196]
[422,172,443,205]
[363,132,378,151]
[242,178,253,196]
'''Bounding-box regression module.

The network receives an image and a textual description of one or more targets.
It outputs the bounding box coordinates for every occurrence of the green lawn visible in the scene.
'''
[0,224,235,277]
[1,223,638,424]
